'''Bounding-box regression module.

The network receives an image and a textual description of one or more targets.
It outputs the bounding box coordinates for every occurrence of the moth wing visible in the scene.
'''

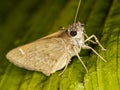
[6,37,69,76]
[39,30,64,39]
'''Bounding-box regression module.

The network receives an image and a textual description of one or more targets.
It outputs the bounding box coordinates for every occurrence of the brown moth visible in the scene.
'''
[6,0,106,76]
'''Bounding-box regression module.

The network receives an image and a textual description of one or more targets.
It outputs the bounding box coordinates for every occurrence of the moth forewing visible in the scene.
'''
[40,30,65,40]
[6,42,37,70]
[6,30,71,76]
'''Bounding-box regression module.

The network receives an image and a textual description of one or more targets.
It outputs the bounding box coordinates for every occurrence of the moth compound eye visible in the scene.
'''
[70,30,77,37]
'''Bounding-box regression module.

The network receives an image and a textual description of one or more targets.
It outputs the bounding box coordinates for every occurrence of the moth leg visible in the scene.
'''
[85,35,106,51]
[84,33,97,44]
[58,54,71,76]
[59,26,65,30]
[56,39,72,76]
[82,45,107,62]
[73,46,88,73]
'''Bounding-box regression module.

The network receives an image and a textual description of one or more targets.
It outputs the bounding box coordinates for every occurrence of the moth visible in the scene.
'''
[6,0,106,76]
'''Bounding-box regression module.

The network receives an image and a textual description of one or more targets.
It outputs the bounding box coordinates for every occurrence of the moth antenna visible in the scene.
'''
[74,0,82,23]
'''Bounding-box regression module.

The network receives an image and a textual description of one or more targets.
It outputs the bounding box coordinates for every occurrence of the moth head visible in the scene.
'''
[67,22,85,38]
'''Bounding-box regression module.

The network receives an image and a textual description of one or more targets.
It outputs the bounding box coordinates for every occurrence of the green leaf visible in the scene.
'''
[0,0,120,90]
